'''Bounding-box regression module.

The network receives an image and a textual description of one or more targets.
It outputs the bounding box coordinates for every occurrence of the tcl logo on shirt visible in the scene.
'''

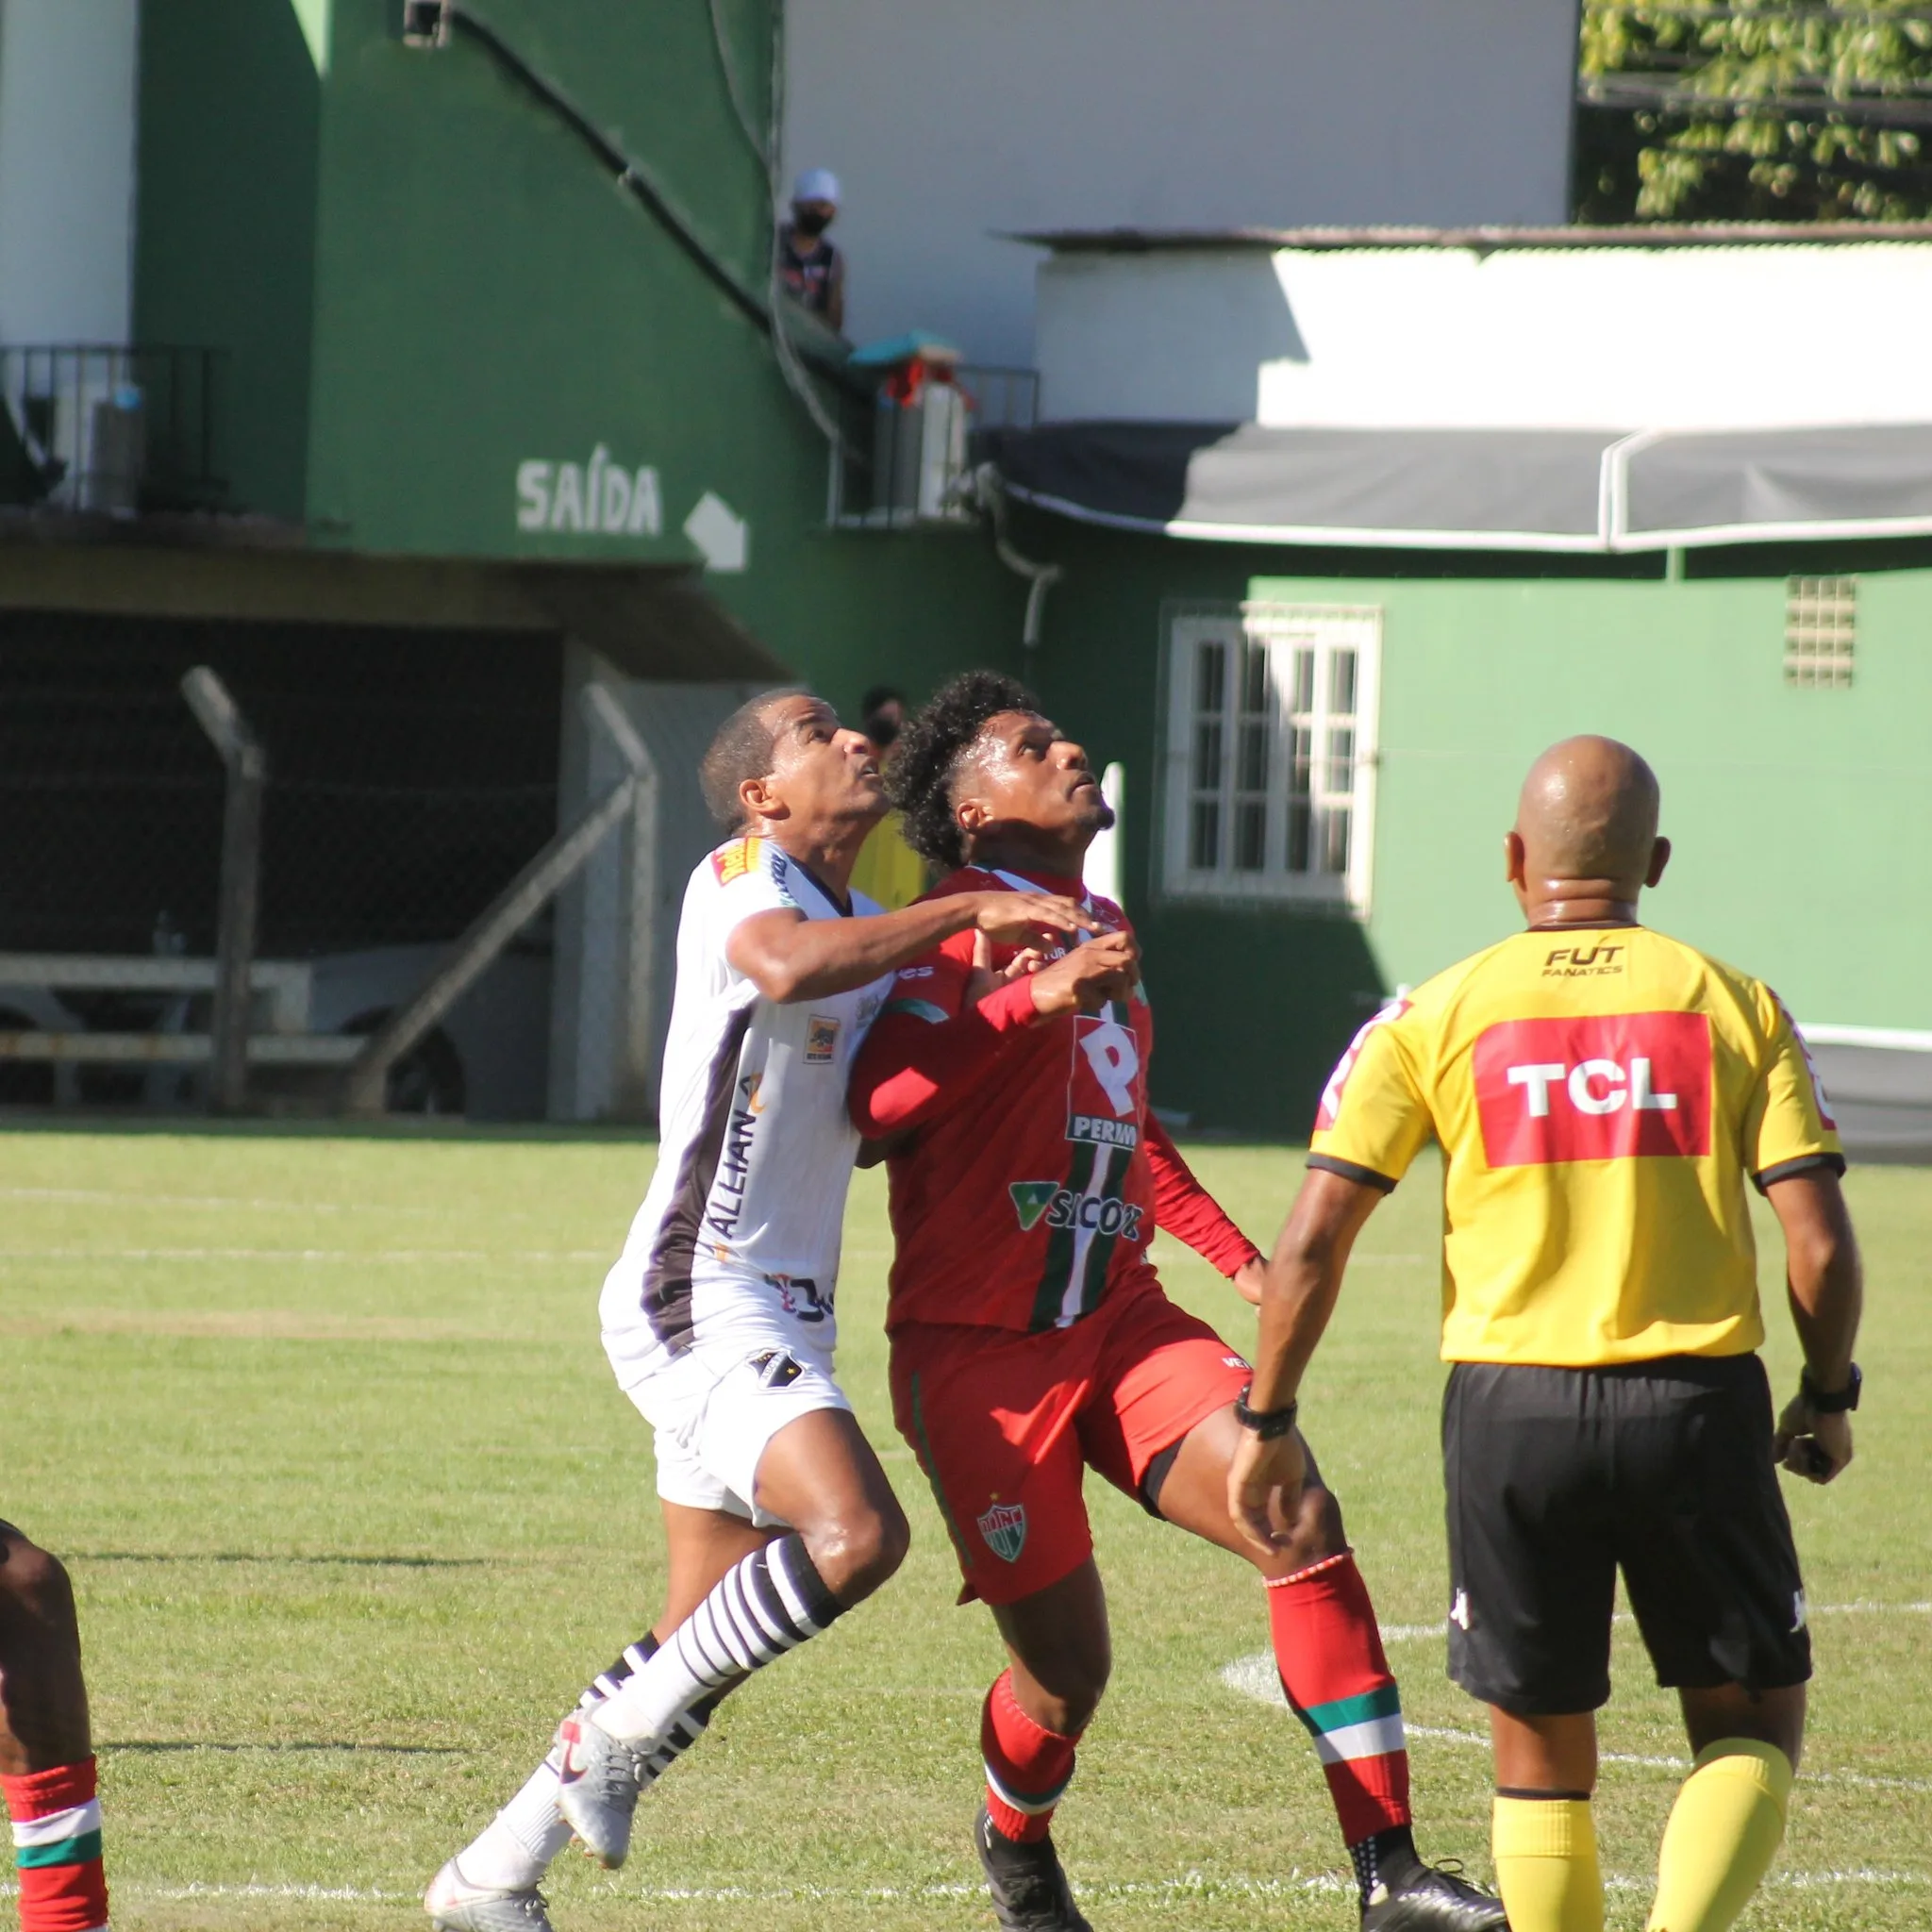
[1474,1011,1712,1167]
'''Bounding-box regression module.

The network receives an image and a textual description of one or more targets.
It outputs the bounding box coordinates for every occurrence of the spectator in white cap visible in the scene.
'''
[778,167,845,333]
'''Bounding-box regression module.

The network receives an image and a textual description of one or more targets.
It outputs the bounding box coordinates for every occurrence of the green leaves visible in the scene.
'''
[1576,3,1932,220]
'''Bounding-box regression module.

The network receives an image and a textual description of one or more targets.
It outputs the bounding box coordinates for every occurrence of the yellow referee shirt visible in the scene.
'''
[1309,926,1843,1368]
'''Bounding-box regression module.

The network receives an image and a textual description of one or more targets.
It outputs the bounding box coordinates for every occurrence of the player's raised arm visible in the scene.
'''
[726,888,1092,1006]
[849,927,1141,1135]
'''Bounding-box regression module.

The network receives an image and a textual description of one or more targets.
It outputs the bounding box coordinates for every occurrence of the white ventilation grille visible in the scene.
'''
[1784,577,1857,689]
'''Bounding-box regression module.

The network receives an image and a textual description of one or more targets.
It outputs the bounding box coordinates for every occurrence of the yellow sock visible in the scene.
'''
[1492,1794,1604,1932]
[1646,1738,1793,1932]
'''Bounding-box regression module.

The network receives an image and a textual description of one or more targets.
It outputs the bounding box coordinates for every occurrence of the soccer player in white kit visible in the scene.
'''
[427,691,1091,1931]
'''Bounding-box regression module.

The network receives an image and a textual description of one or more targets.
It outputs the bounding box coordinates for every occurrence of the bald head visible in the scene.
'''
[1507,737,1669,924]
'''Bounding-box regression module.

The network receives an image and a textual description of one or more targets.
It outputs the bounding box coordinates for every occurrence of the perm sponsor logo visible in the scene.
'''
[516,444,663,537]
[1009,1181,1059,1232]
[1066,1008,1144,1146]
[710,837,764,885]
[1473,1011,1711,1167]
[804,1015,841,1064]
[1316,998,1411,1132]
[977,1500,1027,1563]
[1542,942,1627,978]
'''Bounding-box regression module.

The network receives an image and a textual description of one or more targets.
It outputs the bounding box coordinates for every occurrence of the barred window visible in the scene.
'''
[1162,604,1381,910]
[1784,577,1856,689]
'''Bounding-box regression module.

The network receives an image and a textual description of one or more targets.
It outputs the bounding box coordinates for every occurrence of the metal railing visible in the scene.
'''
[0,344,227,515]
[830,363,1039,529]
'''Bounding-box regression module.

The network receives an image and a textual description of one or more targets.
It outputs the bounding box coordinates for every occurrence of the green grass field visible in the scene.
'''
[2,1126,1926,1931]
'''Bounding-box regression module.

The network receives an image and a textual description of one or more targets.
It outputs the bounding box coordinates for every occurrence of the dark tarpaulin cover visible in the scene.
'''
[978,421,1932,551]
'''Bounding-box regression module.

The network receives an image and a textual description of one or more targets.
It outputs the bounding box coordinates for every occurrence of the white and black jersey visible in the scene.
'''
[600,835,891,1381]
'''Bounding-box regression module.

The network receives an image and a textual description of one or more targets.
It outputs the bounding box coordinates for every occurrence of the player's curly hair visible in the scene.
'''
[889,670,1041,871]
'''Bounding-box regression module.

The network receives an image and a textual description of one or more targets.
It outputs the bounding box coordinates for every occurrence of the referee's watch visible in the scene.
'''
[1801,1363,1861,1413]
[1233,1385,1299,1439]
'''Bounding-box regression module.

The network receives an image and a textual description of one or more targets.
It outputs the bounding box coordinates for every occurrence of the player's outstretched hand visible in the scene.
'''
[1228,1426,1307,1555]
[1773,1391,1854,1485]
[1230,1259,1266,1307]
[965,891,1105,950]
[1026,929,1141,1017]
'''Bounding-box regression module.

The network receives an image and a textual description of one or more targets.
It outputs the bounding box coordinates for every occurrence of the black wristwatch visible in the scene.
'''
[1801,1363,1861,1413]
[1233,1384,1299,1439]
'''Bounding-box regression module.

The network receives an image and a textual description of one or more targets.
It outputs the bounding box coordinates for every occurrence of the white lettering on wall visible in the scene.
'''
[514,443,664,538]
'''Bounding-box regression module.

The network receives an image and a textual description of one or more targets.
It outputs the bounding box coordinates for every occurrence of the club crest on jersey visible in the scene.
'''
[1009,1181,1059,1232]
[1066,1009,1142,1148]
[710,836,764,884]
[804,1015,841,1064]
[977,1500,1027,1562]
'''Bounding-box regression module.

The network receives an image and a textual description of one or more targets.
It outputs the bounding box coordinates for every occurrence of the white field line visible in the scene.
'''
[8,1868,1927,1906]
[1,1186,490,1219]
[1221,1652,1932,1792]
[0,1246,608,1263]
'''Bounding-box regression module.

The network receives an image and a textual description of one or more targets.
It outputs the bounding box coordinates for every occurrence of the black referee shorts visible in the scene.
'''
[1442,1354,1811,1715]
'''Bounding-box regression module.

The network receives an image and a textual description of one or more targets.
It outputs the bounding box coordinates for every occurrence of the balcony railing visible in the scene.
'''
[0,344,227,516]
[829,362,1039,529]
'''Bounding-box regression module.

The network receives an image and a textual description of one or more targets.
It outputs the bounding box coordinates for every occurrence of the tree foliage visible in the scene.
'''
[1575,2,1932,220]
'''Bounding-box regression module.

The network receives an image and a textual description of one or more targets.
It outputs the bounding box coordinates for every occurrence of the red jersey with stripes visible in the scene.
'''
[849,865,1258,1333]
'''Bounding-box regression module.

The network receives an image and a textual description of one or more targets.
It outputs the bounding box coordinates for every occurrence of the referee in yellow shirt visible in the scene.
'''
[1228,737,1863,1932]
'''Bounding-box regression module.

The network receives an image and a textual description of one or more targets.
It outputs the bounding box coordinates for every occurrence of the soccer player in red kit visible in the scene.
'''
[847,674,1505,1932]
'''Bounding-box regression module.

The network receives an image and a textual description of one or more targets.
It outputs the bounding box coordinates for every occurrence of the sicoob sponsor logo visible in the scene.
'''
[1066,1009,1142,1148]
[1474,1011,1711,1167]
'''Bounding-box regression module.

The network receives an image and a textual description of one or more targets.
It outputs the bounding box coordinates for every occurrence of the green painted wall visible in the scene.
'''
[128,1,1028,694]
[1018,513,1932,1135]
[133,0,322,520]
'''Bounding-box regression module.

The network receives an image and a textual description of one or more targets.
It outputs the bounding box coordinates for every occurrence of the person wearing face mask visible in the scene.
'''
[777,167,845,333]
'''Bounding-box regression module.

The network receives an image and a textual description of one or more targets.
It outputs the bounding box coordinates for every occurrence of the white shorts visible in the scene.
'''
[611,1324,852,1527]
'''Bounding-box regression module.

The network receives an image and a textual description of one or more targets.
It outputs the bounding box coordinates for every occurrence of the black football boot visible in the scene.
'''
[974,1806,1094,1932]
[1360,1835,1508,1932]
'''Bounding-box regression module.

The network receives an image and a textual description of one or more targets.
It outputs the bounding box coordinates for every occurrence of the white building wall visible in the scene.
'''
[1035,242,1932,429]
[0,0,140,345]
[782,0,1577,368]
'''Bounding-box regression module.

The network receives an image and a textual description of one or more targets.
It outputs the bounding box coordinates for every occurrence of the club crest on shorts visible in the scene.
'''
[977,1500,1027,1562]
[750,1349,804,1389]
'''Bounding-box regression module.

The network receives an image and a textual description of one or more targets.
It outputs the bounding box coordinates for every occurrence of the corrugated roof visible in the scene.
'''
[1010,222,1932,253]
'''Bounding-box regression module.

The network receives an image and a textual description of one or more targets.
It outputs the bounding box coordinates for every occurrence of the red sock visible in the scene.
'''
[1266,1552,1412,1847]
[3,1757,109,1932]
[981,1670,1080,1843]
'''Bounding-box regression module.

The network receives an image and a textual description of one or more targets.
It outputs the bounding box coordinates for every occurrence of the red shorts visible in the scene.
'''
[890,1281,1252,1606]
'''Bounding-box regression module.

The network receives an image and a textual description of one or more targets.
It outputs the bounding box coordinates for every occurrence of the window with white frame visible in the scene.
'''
[1160,603,1382,910]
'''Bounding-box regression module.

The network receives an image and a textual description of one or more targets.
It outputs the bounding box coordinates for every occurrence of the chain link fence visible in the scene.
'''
[0,611,561,1115]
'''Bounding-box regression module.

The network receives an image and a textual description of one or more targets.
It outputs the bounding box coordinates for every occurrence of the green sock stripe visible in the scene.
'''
[1291,1683,1403,1738]
[16,1829,104,1869]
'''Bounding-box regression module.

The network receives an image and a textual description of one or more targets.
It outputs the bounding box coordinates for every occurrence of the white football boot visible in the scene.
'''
[553,1709,647,1869]
[424,1857,555,1931]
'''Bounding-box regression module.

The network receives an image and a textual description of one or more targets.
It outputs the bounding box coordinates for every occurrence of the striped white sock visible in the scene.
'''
[590,1536,843,1748]
[458,1633,729,1890]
